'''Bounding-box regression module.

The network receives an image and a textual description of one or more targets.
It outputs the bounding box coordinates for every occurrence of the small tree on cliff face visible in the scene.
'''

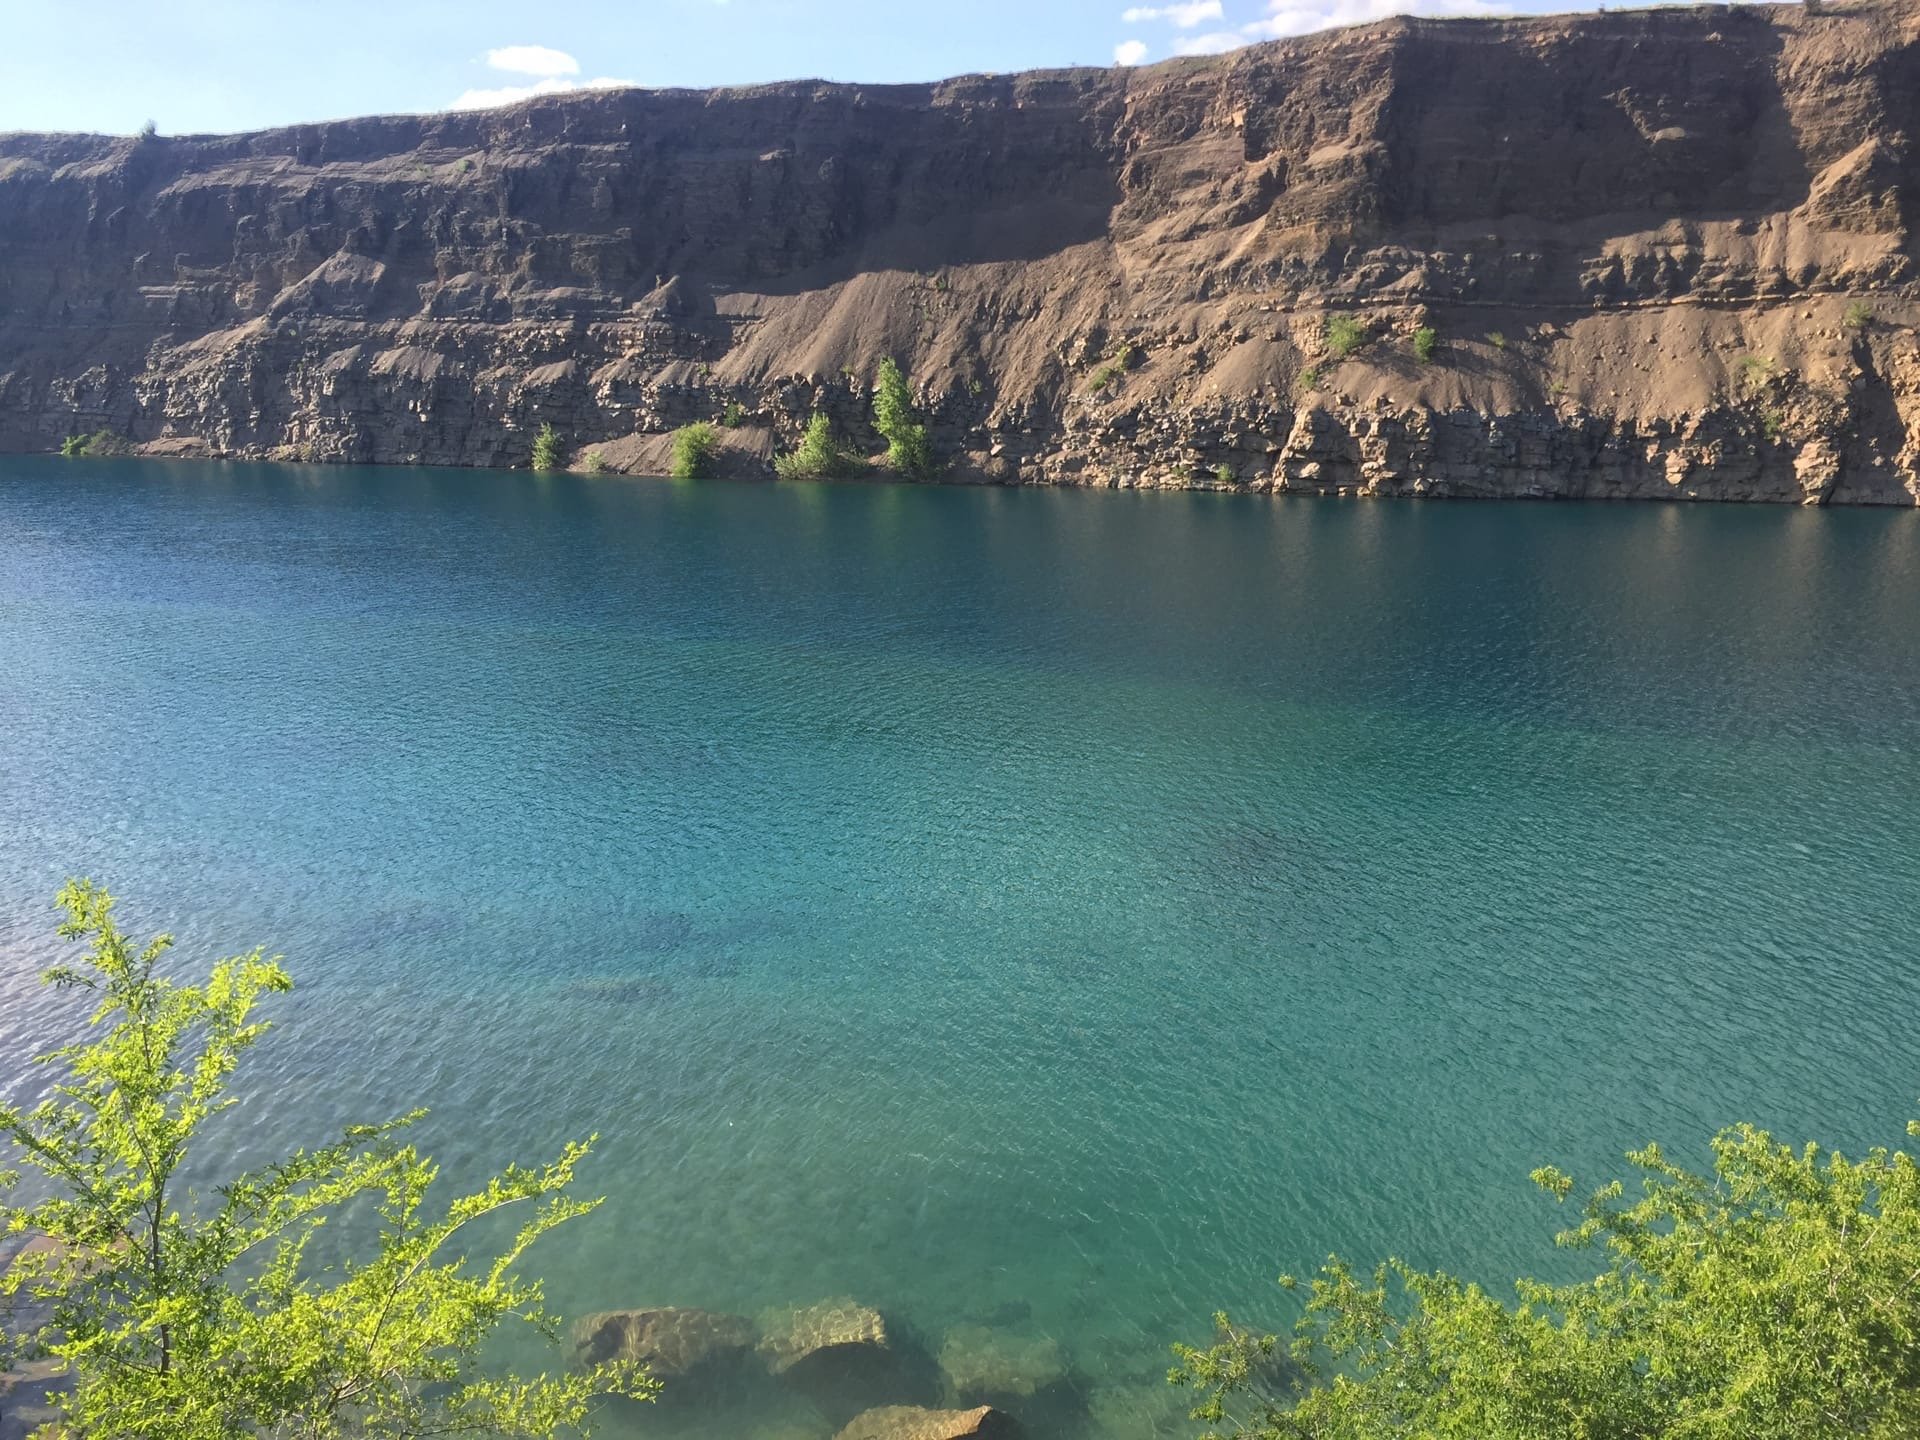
[872,359,933,476]
[531,424,563,471]
[775,413,856,481]
[0,881,655,1440]
[1172,1116,1920,1440]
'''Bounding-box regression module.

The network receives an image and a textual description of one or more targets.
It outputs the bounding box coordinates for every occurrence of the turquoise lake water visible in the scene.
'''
[2,458,1918,1437]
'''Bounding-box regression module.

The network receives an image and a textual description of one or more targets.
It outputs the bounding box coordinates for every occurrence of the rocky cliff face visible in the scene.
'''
[3,0,1919,501]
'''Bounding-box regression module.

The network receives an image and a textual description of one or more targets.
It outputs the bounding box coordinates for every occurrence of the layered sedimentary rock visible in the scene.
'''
[3,0,1919,502]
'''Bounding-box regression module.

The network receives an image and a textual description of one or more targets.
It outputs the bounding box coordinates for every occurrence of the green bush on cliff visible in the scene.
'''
[1088,343,1137,395]
[1738,355,1774,394]
[0,881,656,1440]
[1844,301,1872,331]
[59,430,131,459]
[530,423,563,471]
[873,358,933,476]
[1173,1114,1920,1440]
[775,413,858,481]
[1412,327,1437,364]
[671,421,720,479]
[1324,315,1368,360]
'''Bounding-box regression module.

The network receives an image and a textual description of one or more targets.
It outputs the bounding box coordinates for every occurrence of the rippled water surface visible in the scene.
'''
[3,459,1919,1437]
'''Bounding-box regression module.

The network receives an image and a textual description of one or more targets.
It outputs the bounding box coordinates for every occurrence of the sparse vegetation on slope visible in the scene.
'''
[1088,343,1136,394]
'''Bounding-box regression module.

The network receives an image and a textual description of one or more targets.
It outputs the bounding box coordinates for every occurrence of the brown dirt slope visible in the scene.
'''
[2,0,1918,502]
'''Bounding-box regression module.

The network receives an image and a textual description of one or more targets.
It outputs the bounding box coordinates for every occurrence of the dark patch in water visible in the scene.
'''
[969,1300,1033,1329]
[566,975,676,1008]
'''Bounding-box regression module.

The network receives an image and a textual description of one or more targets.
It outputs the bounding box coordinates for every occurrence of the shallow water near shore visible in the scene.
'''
[2,458,1919,1437]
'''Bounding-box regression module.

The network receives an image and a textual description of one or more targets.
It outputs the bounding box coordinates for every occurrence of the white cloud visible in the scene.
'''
[484,45,581,78]
[1172,29,1249,53]
[449,44,633,111]
[449,75,632,112]
[1121,1,1225,25]
[1245,0,1505,41]
[1114,38,1152,64]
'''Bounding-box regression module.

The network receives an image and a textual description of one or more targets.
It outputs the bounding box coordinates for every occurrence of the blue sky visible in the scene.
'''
[5,0,1683,136]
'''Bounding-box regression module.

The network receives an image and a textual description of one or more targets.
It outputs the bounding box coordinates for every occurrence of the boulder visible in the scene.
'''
[757,1297,889,1380]
[937,1325,1066,1402]
[833,1404,1017,1440]
[759,1298,936,1420]
[569,1306,755,1380]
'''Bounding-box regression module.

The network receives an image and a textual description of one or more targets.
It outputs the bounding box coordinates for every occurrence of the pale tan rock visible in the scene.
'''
[757,1297,889,1378]
[833,1404,1016,1440]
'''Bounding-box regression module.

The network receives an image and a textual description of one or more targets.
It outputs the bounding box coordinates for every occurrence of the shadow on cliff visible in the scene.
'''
[1348,8,1810,302]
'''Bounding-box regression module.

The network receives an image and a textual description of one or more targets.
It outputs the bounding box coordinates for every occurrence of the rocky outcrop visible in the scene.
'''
[833,1405,1017,1440]
[3,0,1919,502]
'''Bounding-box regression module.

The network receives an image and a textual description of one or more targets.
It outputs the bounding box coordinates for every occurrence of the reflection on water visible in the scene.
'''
[2,461,1919,1438]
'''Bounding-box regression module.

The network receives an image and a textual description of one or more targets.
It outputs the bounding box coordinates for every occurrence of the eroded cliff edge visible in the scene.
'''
[3,0,1920,502]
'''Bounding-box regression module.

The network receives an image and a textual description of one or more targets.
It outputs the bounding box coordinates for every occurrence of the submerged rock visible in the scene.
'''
[757,1297,890,1379]
[759,1298,940,1421]
[937,1325,1067,1402]
[833,1404,1017,1440]
[570,1306,756,1380]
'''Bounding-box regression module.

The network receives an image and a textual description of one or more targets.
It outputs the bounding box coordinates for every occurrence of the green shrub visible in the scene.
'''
[1738,355,1774,393]
[775,413,857,481]
[721,400,747,428]
[670,421,720,480]
[1297,366,1321,394]
[1087,343,1137,394]
[581,449,608,476]
[1843,300,1872,331]
[1412,326,1438,364]
[874,358,934,475]
[0,881,657,1440]
[530,423,563,471]
[59,430,130,459]
[1487,331,1507,350]
[1324,315,1368,359]
[1762,407,1786,442]
[1173,1111,1920,1440]
[1214,463,1236,486]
